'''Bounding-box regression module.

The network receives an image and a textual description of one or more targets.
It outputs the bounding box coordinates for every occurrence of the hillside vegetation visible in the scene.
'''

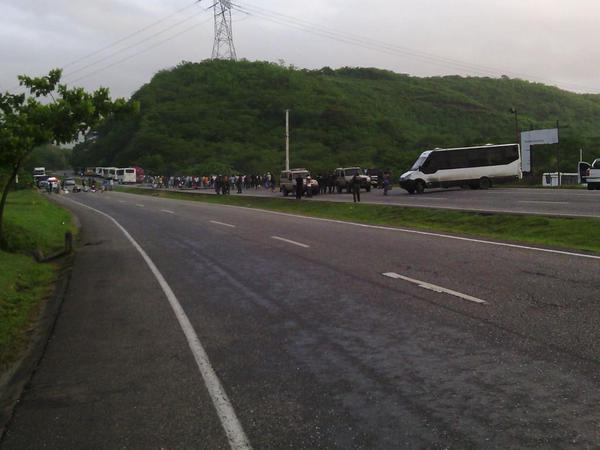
[72,59,600,177]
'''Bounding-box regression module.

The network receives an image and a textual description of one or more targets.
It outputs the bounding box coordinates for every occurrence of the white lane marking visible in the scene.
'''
[135,203,144,208]
[271,236,310,248]
[161,209,175,214]
[204,204,600,261]
[518,201,570,205]
[114,192,600,260]
[65,199,251,450]
[118,200,126,203]
[210,220,236,228]
[414,197,446,200]
[382,272,487,305]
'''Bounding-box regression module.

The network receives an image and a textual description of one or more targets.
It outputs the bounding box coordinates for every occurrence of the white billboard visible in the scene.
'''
[520,128,559,173]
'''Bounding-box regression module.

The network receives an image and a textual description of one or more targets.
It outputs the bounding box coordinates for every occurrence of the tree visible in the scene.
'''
[0,69,132,249]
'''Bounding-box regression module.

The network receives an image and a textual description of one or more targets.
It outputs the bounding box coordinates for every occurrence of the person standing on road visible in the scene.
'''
[351,174,361,203]
[295,174,303,200]
[383,172,391,196]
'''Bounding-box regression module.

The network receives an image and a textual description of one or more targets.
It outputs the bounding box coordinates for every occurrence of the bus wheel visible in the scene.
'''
[415,180,425,194]
[406,188,415,194]
[479,177,491,189]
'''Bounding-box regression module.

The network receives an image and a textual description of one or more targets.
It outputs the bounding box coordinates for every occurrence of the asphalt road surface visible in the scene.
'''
[156,185,600,218]
[2,191,600,449]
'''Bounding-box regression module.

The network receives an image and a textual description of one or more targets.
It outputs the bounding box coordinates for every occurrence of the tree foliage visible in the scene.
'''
[0,69,131,249]
[73,59,600,177]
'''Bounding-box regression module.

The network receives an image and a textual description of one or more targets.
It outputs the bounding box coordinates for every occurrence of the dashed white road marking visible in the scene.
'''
[518,201,570,205]
[118,200,126,203]
[210,220,236,228]
[271,236,310,248]
[382,272,487,305]
[161,209,175,214]
[65,198,252,450]
[135,203,144,208]
[112,191,600,259]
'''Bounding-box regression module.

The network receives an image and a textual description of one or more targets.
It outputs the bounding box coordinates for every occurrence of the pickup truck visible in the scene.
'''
[581,159,600,190]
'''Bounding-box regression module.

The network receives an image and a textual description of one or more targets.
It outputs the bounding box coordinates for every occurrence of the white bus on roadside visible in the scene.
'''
[116,168,137,184]
[399,143,521,194]
[102,167,118,180]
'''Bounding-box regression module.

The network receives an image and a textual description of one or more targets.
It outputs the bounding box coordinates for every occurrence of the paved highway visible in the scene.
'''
[2,191,599,448]
[157,185,600,218]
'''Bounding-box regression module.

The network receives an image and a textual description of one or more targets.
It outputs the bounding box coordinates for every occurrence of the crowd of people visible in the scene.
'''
[143,171,392,198]
[145,173,276,195]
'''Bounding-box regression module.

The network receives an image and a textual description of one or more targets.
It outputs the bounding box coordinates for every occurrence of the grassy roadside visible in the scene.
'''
[0,190,76,372]
[118,187,600,254]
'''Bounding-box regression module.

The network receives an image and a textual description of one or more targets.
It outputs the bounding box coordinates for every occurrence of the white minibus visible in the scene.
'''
[399,144,521,194]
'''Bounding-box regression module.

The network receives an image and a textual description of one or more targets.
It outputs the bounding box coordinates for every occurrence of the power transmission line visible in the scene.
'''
[63,0,202,70]
[69,16,213,85]
[233,2,599,93]
[63,9,207,81]
[5,1,205,93]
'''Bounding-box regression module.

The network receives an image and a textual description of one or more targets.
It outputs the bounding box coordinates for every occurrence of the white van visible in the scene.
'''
[399,144,521,194]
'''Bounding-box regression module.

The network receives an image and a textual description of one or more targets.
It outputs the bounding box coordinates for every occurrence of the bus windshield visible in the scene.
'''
[410,155,429,171]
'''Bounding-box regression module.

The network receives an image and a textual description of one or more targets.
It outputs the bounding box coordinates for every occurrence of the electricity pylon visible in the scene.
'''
[212,0,237,60]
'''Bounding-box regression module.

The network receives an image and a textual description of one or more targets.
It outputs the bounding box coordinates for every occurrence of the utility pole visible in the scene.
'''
[556,119,560,187]
[510,108,519,145]
[285,109,290,171]
[212,0,237,60]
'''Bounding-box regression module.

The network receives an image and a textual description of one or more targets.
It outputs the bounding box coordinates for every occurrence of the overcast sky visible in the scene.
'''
[2,0,600,98]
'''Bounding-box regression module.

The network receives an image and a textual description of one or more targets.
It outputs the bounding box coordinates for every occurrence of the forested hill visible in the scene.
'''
[72,59,600,176]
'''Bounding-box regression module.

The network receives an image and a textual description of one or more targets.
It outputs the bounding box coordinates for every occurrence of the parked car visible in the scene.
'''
[280,168,319,196]
[333,167,371,193]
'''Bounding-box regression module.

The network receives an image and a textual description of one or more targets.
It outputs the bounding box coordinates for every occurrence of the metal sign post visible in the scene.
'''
[520,128,559,174]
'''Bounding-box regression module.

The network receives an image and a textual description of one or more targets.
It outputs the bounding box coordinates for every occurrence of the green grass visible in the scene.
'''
[0,251,55,371]
[0,190,75,371]
[3,190,76,255]
[119,187,600,254]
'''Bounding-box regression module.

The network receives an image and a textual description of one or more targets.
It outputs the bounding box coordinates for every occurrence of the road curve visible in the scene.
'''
[2,191,599,448]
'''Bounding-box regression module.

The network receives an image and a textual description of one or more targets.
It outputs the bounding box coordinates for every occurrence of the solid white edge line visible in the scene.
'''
[382,273,487,305]
[210,220,236,228]
[113,191,600,260]
[65,198,252,450]
[518,201,570,205]
[195,202,600,261]
[271,236,310,248]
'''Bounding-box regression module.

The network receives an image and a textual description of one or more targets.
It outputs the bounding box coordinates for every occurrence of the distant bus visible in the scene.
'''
[117,168,137,184]
[101,167,117,180]
[33,167,46,177]
[399,143,521,194]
